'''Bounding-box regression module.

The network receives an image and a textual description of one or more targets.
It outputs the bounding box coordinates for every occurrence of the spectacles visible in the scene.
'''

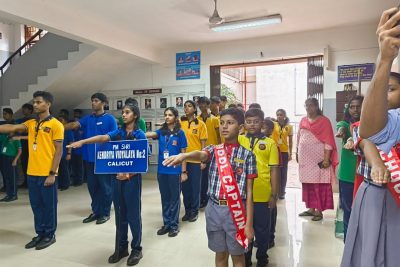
[245,120,261,125]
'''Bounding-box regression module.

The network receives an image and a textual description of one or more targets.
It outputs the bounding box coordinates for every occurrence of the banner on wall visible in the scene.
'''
[95,140,148,174]
[337,63,375,83]
[176,51,200,80]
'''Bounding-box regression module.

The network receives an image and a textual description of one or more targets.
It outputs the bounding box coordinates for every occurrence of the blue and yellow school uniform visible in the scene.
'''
[156,129,187,231]
[107,127,147,251]
[238,134,279,263]
[23,117,64,239]
[0,134,21,198]
[79,113,117,218]
[180,117,208,218]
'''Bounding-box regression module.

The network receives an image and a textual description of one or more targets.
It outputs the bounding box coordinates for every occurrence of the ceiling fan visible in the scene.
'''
[207,0,282,32]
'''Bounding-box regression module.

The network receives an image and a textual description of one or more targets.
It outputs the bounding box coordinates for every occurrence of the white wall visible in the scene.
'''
[0,22,15,64]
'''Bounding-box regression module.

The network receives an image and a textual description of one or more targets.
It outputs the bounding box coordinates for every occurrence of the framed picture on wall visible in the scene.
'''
[141,96,155,110]
[173,94,186,108]
[157,95,170,109]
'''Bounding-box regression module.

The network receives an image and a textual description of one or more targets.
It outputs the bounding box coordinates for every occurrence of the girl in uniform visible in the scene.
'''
[146,107,188,237]
[67,104,146,266]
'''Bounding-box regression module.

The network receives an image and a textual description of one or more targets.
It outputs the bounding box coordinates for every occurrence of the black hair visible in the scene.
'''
[125,97,139,106]
[73,108,82,114]
[184,100,198,116]
[249,103,261,109]
[237,103,244,109]
[245,108,264,120]
[33,91,54,104]
[197,96,211,105]
[263,118,275,137]
[343,95,364,123]
[160,107,181,136]
[122,104,140,131]
[390,72,400,84]
[220,95,227,102]
[276,108,290,125]
[220,107,245,125]
[22,103,33,112]
[59,109,69,116]
[228,103,237,108]
[210,96,221,104]
[3,108,13,115]
[91,92,107,103]
[305,98,322,115]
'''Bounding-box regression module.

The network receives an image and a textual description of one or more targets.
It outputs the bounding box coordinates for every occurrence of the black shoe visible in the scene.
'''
[157,226,170,235]
[199,202,208,209]
[182,214,190,221]
[127,249,143,266]
[269,240,275,248]
[25,236,42,249]
[168,229,179,237]
[35,236,56,250]
[188,214,198,222]
[0,196,10,202]
[4,196,17,202]
[256,259,269,267]
[96,215,110,225]
[82,213,98,223]
[59,187,69,191]
[72,182,82,187]
[108,248,129,263]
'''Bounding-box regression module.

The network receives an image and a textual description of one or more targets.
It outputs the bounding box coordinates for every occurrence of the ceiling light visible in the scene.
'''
[210,14,282,32]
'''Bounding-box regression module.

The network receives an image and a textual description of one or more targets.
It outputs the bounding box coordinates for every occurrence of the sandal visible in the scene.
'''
[312,214,323,221]
[298,210,314,217]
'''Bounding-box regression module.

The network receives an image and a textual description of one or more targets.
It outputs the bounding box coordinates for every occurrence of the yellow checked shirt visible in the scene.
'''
[238,135,279,202]
[23,117,64,176]
[271,122,293,153]
[181,118,208,163]
[197,113,220,146]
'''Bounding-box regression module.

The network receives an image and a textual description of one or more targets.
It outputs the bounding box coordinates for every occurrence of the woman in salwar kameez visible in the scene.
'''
[297,98,338,221]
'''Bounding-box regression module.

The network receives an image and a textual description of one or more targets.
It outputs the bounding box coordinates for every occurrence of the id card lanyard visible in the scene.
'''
[33,115,52,151]
[163,134,173,159]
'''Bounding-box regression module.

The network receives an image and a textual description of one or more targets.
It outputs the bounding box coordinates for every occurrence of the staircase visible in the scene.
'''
[0,32,96,111]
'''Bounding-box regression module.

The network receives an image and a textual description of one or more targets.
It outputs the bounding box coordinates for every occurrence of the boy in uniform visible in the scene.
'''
[0,91,64,250]
[163,108,256,267]
[240,109,279,267]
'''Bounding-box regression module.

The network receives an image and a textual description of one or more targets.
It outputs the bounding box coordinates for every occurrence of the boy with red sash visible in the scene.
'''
[163,108,257,267]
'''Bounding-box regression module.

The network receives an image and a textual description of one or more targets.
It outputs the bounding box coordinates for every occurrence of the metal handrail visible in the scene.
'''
[0,29,44,75]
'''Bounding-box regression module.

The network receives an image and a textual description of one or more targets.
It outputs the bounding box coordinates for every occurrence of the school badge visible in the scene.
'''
[172,140,178,146]
[259,143,266,150]
[192,129,198,134]
[43,127,51,133]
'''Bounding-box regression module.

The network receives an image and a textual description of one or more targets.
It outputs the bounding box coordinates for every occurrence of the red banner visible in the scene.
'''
[214,144,248,249]
[378,147,400,207]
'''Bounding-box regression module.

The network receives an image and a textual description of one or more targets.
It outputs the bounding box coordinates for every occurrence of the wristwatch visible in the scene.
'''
[49,170,57,176]
[271,193,279,201]
[181,171,187,174]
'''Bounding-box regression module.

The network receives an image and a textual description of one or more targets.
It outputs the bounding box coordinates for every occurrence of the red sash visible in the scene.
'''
[377,147,400,207]
[214,144,248,249]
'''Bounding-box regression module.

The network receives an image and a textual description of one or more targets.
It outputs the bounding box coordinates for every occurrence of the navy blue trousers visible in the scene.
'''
[84,161,113,217]
[246,202,272,262]
[339,180,354,241]
[70,153,84,184]
[157,173,181,230]
[200,163,210,206]
[58,157,70,190]
[113,174,142,250]
[0,156,17,198]
[279,152,289,196]
[27,175,58,238]
[181,163,201,216]
[269,206,277,242]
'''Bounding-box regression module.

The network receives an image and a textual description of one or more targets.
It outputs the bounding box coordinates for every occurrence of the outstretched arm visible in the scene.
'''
[162,150,208,167]
[359,139,390,184]
[360,7,400,138]
[0,124,27,134]
[67,135,110,148]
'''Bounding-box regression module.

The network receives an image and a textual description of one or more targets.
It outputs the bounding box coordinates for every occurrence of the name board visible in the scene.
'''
[133,89,162,95]
[176,51,201,80]
[338,63,375,83]
[95,140,148,174]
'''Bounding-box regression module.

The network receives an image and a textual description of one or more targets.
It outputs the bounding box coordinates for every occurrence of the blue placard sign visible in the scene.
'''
[95,140,148,174]
[176,51,201,80]
[337,63,375,83]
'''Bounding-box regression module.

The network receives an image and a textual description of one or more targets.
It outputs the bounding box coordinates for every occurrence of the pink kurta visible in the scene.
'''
[298,128,334,184]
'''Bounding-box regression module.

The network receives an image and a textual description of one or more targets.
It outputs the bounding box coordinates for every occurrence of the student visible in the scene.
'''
[219,95,227,112]
[68,103,146,266]
[163,108,256,267]
[124,98,147,132]
[210,96,221,117]
[0,132,22,202]
[341,8,400,266]
[180,100,207,222]
[57,116,74,191]
[0,108,15,191]
[146,107,187,237]
[335,96,363,240]
[197,96,221,208]
[70,109,84,186]
[240,109,279,267]
[0,91,63,250]
[64,93,117,225]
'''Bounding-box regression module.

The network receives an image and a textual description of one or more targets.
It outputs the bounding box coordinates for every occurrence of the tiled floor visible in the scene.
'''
[0,178,343,267]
